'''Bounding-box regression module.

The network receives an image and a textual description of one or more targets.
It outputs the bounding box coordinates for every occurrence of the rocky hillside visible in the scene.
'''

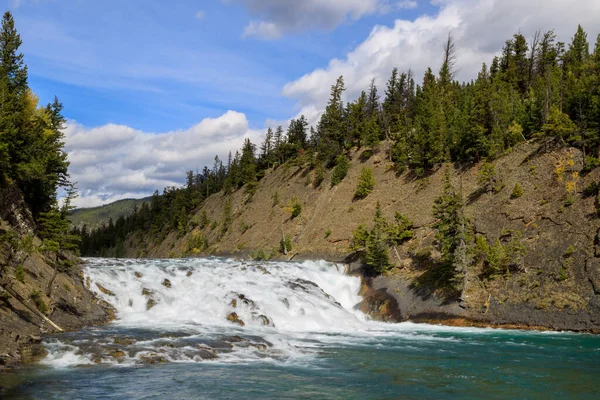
[0,185,113,371]
[121,140,600,332]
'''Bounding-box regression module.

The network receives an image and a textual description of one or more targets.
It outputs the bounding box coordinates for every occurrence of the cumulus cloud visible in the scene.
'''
[282,0,600,117]
[233,0,388,39]
[65,111,263,208]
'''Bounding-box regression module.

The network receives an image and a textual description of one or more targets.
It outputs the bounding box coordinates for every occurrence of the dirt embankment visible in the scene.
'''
[0,185,113,371]
[126,141,600,332]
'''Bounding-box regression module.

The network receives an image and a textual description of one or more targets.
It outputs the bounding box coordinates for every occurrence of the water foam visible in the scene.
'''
[41,257,490,368]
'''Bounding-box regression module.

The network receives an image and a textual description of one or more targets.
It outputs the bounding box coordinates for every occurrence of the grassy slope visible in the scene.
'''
[69,197,150,229]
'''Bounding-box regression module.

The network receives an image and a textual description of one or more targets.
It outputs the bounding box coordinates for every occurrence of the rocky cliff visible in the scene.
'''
[0,185,113,371]
[123,141,600,332]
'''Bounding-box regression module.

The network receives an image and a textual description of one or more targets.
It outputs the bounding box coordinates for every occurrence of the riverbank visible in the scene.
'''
[1,185,115,372]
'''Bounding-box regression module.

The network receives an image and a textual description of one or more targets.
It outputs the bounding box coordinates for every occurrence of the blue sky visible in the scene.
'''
[4,0,598,207]
[9,0,433,132]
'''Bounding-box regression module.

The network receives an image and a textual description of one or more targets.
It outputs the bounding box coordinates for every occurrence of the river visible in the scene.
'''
[1,257,599,399]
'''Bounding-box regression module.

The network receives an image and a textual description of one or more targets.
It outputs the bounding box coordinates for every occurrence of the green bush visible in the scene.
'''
[198,210,209,229]
[187,233,208,252]
[355,167,375,199]
[351,204,413,275]
[511,183,524,199]
[30,290,48,315]
[583,156,600,173]
[584,182,598,197]
[272,191,279,207]
[291,200,302,219]
[324,229,332,238]
[564,245,576,257]
[15,264,25,283]
[475,233,526,279]
[279,236,292,254]
[331,155,349,186]
[313,164,325,188]
[478,162,503,193]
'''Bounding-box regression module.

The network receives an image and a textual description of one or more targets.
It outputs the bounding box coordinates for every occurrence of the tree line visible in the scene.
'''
[80,25,600,259]
[0,11,79,297]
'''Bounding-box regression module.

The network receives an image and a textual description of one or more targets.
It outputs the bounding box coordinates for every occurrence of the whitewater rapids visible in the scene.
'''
[41,257,472,367]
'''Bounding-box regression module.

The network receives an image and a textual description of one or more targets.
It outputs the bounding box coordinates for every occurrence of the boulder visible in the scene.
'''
[226,312,245,326]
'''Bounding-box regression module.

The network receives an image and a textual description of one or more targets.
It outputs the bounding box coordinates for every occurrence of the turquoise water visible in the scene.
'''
[1,258,599,399]
[3,327,599,399]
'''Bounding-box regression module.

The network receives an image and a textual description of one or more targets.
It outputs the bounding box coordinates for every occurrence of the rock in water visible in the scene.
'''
[96,283,114,296]
[162,279,172,288]
[226,312,245,326]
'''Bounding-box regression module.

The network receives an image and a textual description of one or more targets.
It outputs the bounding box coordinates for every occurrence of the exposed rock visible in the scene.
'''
[256,314,273,327]
[256,265,271,275]
[141,288,154,297]
[230,299,237,308]
[162,279,172,288]
[146,299,157,311]
[196,345,218,359]
[95,283,114,296]
[109,349,126,358]
[226,312,245,326]
[134,271,143,278]
[113,337,135,346]
[186,271,193,277]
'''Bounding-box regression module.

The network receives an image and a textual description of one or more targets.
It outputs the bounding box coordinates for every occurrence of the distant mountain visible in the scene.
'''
[69,197,151,229]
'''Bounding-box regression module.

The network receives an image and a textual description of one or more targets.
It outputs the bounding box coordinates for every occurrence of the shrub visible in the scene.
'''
[324,229,332,238]
[272,191,279,207]
[355,167,375,199]
[240,221,250,233]
[478,162,503,193]
[475,232,526,279]
[331,155,349,186]
[584,182,598,197]
[511,183,524,199]
[220,198,232,235]
[30,290,48,315]
[564,195,575,207]
[351,203,413,275]
[251,248,268,261]
[313,164,325,188]
[564,245,576,257]
[279,236,292,254]
[15,264,25,283]
[583,156,600,173]
[198,210,209,229]
[291,199,302,219]
[187,233,208,253]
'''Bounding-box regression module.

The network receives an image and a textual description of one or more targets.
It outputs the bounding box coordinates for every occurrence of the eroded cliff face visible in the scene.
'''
[124,141,600,332]
[0,185,113,371]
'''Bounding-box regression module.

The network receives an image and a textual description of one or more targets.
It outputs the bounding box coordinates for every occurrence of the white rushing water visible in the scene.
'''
[41,257,493,368]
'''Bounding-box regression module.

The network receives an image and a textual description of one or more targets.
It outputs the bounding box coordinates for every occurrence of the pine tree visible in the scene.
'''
[240,138,257,186]
[39,184,80,296]
[432,169,467,289]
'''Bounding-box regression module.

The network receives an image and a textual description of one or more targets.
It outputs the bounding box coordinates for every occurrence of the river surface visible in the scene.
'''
[1,257,599,399]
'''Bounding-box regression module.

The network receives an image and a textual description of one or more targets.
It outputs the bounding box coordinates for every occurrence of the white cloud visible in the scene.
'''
[282,0,600,115]
[65,111,263,207]
[233,0,389,39]
[195,10,205,20]
[243,21,282,40]
[397,0,417,9]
